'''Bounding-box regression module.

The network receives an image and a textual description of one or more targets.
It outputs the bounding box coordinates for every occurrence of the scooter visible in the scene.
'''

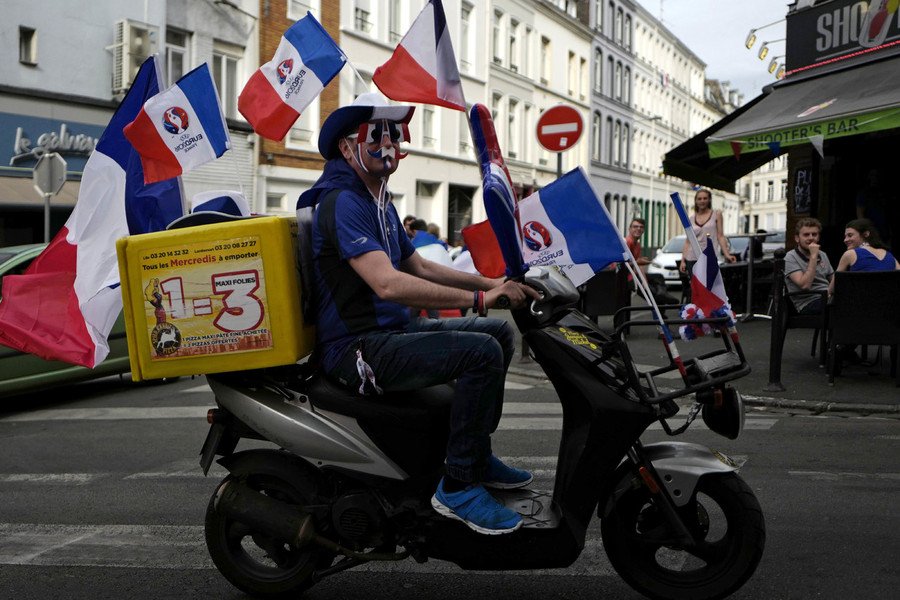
[199,265,765,600]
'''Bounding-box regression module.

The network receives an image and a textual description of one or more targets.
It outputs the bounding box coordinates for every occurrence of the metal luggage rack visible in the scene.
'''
[601,304,751,405]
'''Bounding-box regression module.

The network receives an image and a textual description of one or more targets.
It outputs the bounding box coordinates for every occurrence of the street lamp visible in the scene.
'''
[757,39,785,61]
[745,19,785,50]
[767,55,785,74]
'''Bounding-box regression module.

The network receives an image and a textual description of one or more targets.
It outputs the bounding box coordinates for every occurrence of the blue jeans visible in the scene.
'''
[327,316,515,482]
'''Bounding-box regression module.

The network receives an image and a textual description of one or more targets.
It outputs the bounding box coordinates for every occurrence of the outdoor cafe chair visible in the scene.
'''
[826,270,900,386]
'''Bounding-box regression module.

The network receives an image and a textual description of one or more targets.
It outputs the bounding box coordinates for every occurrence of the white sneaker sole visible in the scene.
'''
[431,494,523,535]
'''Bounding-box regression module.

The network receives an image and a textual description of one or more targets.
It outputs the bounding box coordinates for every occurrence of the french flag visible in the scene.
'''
[238,12,345,141]
[0,57,185,368]
[373,0,466,111]
[124,63,231,184]
[690,237,733,321]
[517,168,630,286]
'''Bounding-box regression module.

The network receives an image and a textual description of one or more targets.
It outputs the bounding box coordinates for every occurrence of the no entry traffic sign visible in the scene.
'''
[536,105,583,152]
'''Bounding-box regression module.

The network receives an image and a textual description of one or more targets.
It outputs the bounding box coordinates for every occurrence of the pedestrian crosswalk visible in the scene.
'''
[0,387,780,433]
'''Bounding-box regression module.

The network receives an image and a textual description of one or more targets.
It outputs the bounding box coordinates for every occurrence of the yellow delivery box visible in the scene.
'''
[116,215,314,381]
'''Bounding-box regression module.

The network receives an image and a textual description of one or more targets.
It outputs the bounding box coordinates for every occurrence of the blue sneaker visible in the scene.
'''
[483,454,533,489]
[431,478,523,535]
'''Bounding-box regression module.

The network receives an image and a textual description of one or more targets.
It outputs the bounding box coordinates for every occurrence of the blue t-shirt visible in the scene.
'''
[308,166,416,370]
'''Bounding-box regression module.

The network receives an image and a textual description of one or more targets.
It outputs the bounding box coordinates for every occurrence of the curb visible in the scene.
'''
[742,395,900,415]
[506,364,899,416]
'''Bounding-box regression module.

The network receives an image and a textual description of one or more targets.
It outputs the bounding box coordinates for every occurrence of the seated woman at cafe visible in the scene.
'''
[828,218,899,295]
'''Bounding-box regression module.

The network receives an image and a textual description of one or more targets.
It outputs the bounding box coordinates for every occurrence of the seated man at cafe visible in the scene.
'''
[784,218,833,314]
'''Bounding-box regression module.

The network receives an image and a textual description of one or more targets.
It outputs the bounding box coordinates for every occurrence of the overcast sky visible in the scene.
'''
[640,0,791,102]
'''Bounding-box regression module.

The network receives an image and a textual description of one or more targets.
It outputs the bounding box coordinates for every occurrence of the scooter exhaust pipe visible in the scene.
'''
[214,480,317,549]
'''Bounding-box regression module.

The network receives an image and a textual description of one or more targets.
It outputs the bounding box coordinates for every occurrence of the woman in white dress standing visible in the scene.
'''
[679,188,736,300]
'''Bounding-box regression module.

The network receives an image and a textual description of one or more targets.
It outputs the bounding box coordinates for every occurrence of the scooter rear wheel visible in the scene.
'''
[601,471,765,600]
[205,469,335,598]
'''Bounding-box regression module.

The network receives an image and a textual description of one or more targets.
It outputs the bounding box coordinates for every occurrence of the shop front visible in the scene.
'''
[0,94,109,246]
[664,0,900,259]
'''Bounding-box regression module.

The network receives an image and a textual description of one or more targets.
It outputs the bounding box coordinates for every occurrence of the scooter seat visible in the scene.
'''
[307,375,454,477]
[307,375,454,431]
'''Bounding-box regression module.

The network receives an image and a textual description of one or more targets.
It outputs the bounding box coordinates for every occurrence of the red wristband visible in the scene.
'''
[477,290,487,317]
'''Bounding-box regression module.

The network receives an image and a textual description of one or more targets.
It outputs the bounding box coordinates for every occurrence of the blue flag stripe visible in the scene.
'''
[670,192,692,230]
[540,169,627,267]
[284,13,346,83]
[176,64,229,155]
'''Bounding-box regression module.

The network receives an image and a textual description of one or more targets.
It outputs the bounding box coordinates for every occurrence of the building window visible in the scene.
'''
[615,62,622,101]
[753,182,760,203]
[288,0,320,20]
[459,111,472,154]
[623,123,630,168]
[623,67,631,104]
[594,48,603,92]
[423,106,436,148]
[616,8,623,45]
[267,193,286,212]
[614,120,622,166]
[595,1,603,30]
[624,14,632,50]
[417,181,437,199]
[460,3,472,72]
[607,116,614,164]
[591,112,602,161]
[448,185,475,246]
[579,57,587,100]
[509,20,518,71]
[388,0,402,43]
[212,41,242,120]
[19,26,37,65]
[354,7,373,33]
[607,55,614,93]
[166,29,189,86]
[568,52,576,96]
[288,96,320,147]
[540,37,551,84]
[781,179,788,200]
[523,27,532,77]
[493,10,503,64]
[767,181,774,201]
[507,99,519,158]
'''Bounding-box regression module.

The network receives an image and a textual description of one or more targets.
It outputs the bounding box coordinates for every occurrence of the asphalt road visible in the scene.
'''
[0,373,897,600]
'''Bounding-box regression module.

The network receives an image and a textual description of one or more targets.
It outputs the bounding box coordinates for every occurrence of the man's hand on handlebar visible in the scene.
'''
[485,280,542,310]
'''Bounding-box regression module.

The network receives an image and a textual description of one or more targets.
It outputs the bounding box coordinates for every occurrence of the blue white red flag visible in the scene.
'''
[690,236,733,320]
[0,57,185,367]
[239,12,346,141]
[124,63,231,184]
[517,167,630,286]
[373,0,466,111]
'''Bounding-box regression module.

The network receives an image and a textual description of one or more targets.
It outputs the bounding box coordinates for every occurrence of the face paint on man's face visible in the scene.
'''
[358,119,410,161]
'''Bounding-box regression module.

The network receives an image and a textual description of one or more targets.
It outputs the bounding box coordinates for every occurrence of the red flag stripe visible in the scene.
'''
[123,110,182,184]
[373,45,465,111]
[238,70,301,142]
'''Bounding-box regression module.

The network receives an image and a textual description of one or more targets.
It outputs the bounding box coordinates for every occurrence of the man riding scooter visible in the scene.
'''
[296,93,540,535]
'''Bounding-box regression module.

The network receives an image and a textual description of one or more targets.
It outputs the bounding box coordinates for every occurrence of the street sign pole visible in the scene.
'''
[44,192,52,243]
[32,152,68,243]
[557,152,563,179]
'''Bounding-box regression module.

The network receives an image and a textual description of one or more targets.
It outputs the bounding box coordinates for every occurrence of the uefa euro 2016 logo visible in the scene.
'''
[277,59,294,84]
[162,107,190,135]
[523,221,552,252]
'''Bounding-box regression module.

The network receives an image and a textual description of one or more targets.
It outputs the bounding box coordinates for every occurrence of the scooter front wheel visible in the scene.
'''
[205,469,335,599]
[601,472,765,600]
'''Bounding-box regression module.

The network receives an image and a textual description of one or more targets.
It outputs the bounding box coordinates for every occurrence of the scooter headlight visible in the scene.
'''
[699,387,745,440]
